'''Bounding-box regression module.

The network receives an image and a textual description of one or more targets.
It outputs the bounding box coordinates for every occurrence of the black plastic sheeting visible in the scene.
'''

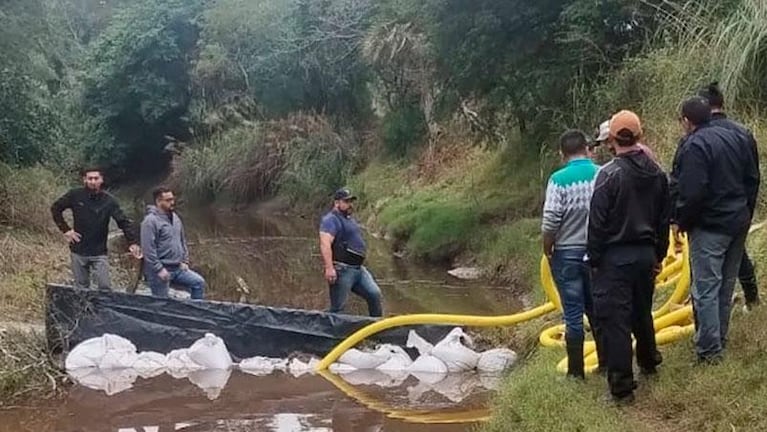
[45,284,453,360]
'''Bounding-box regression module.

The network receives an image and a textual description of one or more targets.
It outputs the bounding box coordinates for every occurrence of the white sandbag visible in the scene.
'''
[406,330,434,355]
[408,354,448,374]
[187,333,233,370]
[99,351,138,370]
[288,357,319,377]
[376,346,412,371]
[431,328,480,372]
[239,357,289,376]
[188,369,232,400]
[329,362,357,374]
[337,345,392,370]
[476,348,518,372]
[133,352,167,378]
[166,349,203,373]
[65,334,136,370]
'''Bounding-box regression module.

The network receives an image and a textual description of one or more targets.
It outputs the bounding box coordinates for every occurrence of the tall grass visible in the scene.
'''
[176,114,357,209]
[0,163,68,233]
[0,330,64,406]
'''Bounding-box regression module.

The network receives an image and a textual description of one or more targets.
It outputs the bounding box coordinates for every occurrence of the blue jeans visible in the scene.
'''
[550,248,594,341]
[690,228,747,359]
[329,263,383,317]
[145,265,206,300]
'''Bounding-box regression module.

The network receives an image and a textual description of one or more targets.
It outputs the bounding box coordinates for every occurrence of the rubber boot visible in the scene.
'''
[566,336,585,379]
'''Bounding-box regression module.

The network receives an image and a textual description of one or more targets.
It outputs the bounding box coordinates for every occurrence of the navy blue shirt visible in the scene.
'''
[320,210,367,256]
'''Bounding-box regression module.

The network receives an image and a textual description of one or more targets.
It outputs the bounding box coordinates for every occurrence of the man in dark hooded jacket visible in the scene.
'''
[588,110,670,404]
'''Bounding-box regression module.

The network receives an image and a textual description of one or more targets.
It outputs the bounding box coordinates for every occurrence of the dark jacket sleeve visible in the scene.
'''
[587,169,614,268]
[668,139,685,225]
[50,189,74,233]
[744,131,760,216]
[675,142,709,232]
[655,173,671,263]
[110,198,137,244]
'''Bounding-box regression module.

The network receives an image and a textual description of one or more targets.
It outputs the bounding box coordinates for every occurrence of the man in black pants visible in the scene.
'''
[699,83,761,310]
[588,110,671,404]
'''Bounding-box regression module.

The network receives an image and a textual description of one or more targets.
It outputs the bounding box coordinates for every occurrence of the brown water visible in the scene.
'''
[0,206,521,432]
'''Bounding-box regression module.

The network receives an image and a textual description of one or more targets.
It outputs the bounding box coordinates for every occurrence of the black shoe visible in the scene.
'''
[566,336,585,380]
[602,392,635,406]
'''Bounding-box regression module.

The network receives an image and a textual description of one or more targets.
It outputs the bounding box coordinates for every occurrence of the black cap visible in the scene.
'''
[333,187,357,201]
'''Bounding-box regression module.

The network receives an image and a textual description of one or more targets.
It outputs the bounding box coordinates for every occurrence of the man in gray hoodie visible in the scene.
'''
[140,186,206,299]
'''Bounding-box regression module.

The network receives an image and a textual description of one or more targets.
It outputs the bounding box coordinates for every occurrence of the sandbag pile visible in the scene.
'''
[64,327,516,400]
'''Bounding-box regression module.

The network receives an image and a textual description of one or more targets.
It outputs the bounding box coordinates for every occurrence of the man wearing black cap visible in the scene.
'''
[319,188,383,316]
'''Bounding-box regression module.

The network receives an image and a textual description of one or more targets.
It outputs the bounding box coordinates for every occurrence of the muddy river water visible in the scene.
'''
[0,206,523,432]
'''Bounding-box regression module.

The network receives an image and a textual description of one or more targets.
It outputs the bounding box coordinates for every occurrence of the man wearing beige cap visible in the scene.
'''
[588,110,670,404]
[594,118,658,162]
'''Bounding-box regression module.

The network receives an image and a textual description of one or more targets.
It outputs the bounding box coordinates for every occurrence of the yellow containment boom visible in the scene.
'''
[316,232,692,374]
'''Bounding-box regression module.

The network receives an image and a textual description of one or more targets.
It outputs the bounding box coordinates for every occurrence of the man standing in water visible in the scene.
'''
[542,130,602,379]
[319,188,383,317]
[141,186,206,300]
[51,167,141,290]
[699,82,761,311]
[588,110,670,404]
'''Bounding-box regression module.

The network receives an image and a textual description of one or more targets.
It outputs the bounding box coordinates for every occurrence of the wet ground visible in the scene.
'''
[0,205,521,432]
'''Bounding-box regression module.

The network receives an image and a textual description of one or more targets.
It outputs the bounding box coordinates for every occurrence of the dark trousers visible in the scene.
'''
[593,245,659,398]
[739,251,759,305]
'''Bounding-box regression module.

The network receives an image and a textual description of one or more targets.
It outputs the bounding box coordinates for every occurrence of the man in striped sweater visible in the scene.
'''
[542,129,602,379]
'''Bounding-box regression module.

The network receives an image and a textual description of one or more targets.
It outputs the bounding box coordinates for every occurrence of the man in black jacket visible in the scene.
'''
[699,83,761,310]
[51,168,141,290]
[672,96,759,363]
[588,110,670,404]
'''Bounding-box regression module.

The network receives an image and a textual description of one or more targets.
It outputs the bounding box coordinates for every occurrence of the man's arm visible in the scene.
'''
[655,174,672,264]
[744,132,760,216]
[587,170,614,269]
[180,221,190,264]
[140,217,163,273]
[541,179,563,258]
[51,190,73,233]
[110,199,138,245]
[675,143,709,231]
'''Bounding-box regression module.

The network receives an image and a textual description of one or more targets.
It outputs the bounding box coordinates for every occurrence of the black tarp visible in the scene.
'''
[45,284,452,360]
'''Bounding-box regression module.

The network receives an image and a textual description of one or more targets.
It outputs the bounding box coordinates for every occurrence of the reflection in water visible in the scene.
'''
[2,206,520,432]
[0,371,496,432]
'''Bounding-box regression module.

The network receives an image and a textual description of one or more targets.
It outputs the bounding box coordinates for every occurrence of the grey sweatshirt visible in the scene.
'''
[140,205,189,273]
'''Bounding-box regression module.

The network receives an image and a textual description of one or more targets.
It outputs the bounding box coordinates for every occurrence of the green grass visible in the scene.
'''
[0,330,64,407]
[483,305,767,432]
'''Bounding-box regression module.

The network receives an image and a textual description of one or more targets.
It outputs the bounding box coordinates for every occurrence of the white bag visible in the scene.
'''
[68,367,137,396]
[132,352,168,378]
[431,328,480,372]
[476,348,518,372]
[376,346,412,371]
[187,333,233,370]
[288,357,319,377]
[408,354,448,374]
[166,349,203,373]
[65,334,136,370]
[239,357,288,376]
[337,345,392,369]
[99,351,138,370]
[329,362,357,374]
[406,330,434,355]
[188,369,232,400]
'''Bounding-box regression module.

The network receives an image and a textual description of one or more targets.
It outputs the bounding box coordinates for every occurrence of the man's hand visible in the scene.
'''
[324,266,337,284]
[158,268,170,282]
[671,224,683,253]
[128,244,142,259]
[64,230,82,244]
[653,262,662,277]
[180,262,189,271]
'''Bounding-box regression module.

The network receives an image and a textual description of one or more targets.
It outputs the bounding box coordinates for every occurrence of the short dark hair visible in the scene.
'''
[559,129,588,157]
[699,82,724,109]
[681,96,712,126]
[152,186,173,202]
[80,167,103,177]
